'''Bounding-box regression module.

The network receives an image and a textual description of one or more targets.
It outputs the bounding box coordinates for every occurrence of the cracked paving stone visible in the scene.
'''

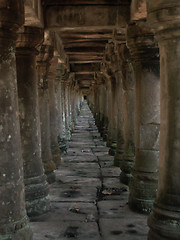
[98,200,143,219]
[31,202,98,222]
[99,218,148,240]
[30,221,101,240]
[101,167,121,177]
[49,186,97,202]
[62,155,98,163]
[103,178,124,189]
[54,175,101,188]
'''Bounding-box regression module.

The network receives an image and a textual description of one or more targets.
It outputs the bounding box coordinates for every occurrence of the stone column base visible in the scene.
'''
[109,142,117,156]
[25,175,50,217]
[129,172,157,213]
[0,221,33,240]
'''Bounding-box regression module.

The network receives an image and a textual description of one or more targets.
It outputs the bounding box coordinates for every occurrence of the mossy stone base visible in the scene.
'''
[148,204,180,240]
[46,172,56,184]
[129,176,157,213]
[120,171,132,185]
[0,221,33,240]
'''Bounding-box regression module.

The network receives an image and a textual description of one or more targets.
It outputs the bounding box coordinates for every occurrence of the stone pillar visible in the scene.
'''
[114,70,124,166]
[99,80,107,139]
[101,78,109,141]
[118,44,135,184]
[0,1,33,239]
[48,70,61,166]
[93,80,99,127]
[64,78,72,140]
[108,75,118,156]
[98,77,106,136]
[56,64,69,153]
[16,26,50,217]
[106,76,113,147]
[146,1,180,238]
[127,21,160,213]
[102,46,118,154]
[94,78,101,130]
[55,77,64,151]
[37,58,56,184]
[61,79,67,141]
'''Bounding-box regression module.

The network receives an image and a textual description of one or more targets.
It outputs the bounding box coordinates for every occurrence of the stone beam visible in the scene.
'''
[69,55,103,63]
[62,40,108,48]
[70,63,101,72]
[65,47,105,54]
[59,32,113,41]
[130,0,147,21]
[43,0,130,6]
[45,5,130,30]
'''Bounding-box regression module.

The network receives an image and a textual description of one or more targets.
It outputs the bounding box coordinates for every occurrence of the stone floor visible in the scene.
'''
[30,102,149,239]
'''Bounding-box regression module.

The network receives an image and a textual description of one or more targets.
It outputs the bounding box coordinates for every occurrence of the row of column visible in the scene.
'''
[87,1,180,237]
[0,2,83,239]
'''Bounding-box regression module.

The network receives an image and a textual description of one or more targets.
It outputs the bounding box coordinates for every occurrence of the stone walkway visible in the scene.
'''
[30,102,148,240]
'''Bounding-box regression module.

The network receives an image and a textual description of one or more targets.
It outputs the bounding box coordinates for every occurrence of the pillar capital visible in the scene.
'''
[127,21,159,63]
[16,26,44,52]
[147,0,180,39]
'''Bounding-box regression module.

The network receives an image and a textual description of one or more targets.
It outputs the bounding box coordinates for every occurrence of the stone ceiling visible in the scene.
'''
[42,0,131,91]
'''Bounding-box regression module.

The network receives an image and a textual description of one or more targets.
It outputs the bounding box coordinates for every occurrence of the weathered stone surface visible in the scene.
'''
[31,101,148,239]
[100,218,148,240]
[37,45,56,184]
[32,202,98,222]
[31,221,101,240]
[48,64,61,166]
[16,26,50,217]
[0,1,33,239]
[127,21,160,213]
[116,44,135,185]
[45,4,129,29]
[147,1,180,239]
[101,167,121,177]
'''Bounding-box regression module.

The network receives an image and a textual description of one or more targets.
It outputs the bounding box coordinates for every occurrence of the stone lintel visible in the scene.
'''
[45,5,129,29]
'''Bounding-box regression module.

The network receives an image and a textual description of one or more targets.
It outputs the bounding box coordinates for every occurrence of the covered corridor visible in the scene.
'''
[1,0,180,240]
[30,102,148,240]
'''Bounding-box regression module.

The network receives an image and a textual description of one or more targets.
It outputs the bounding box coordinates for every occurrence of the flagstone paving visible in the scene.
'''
[30,102,148,240]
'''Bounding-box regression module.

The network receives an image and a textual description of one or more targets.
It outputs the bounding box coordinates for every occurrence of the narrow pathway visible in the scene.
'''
[30,102,148,240]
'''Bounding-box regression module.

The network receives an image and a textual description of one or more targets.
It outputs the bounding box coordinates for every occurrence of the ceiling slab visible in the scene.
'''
[45,5,129,29]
